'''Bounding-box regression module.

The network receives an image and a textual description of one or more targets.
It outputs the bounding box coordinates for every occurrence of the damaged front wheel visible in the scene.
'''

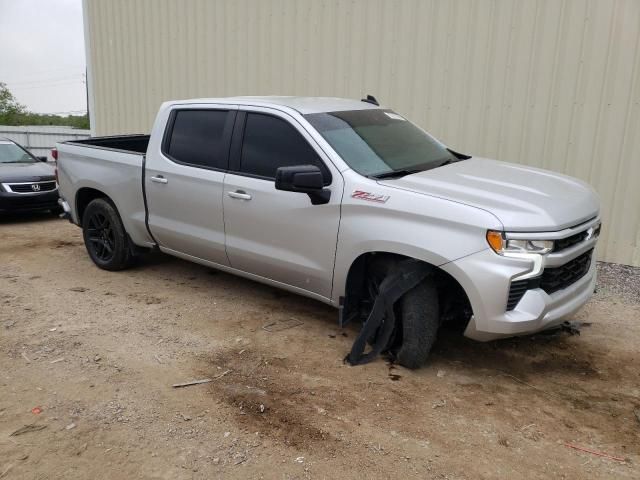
[394,278,439,369]
[347,258,440,369]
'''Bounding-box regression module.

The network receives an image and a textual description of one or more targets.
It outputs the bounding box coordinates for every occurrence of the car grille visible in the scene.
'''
[506,248,594,310]
[554,231,588,252]
[540,249,593,294]
[5,181,57,194]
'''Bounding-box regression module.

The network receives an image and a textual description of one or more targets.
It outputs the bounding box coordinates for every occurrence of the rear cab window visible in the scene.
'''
[162,109,235,170]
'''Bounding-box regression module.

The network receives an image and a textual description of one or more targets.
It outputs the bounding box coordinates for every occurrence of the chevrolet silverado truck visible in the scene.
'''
[55,96,601,368]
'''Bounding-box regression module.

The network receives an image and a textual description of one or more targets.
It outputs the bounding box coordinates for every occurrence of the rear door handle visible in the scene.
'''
[151,175,168,184]
[227,190,252,200]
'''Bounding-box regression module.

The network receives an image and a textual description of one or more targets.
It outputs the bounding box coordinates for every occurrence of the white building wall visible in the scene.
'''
[84,0,640,266]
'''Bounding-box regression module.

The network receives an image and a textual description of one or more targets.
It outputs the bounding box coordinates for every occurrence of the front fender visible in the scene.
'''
[331,192,502,303]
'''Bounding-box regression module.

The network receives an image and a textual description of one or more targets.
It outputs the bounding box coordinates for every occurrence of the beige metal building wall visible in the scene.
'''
[83,0,640,266]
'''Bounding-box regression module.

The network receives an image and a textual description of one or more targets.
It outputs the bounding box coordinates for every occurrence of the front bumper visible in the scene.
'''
[58,197,73,221]
[441,223,599,342]
[0,189,60,212]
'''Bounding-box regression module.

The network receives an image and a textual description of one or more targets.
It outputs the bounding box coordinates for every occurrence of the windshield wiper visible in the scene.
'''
[370,168,424,179]
[438,159,455,167]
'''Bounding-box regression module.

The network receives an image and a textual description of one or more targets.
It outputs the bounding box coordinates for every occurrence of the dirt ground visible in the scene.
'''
[0,214,638,479]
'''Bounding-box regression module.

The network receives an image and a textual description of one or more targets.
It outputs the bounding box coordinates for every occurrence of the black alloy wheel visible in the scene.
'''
[86,211,116,262]
[81,198,134,271]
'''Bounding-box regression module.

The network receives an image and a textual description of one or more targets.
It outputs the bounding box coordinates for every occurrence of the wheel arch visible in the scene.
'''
[339,251,472,329]
[75,187,112,226]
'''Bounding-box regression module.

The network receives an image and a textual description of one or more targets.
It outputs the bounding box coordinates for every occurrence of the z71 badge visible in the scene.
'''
[351,190,390,203]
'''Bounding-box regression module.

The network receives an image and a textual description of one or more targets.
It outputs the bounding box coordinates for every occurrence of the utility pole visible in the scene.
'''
[84,70,89,127]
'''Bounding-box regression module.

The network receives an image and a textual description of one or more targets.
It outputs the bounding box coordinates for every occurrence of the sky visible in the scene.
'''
[0,0,86,115]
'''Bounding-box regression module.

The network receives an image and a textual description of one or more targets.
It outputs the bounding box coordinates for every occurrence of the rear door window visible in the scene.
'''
[239,113,330,182]
[164,109,233,170]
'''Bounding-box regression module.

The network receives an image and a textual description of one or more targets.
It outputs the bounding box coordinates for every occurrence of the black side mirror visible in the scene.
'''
[275,165,331,205]
[37,156,48,162]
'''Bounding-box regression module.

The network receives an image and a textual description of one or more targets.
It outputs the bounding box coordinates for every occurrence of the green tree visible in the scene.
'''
[0,82,26,123]
[0,82,89,129]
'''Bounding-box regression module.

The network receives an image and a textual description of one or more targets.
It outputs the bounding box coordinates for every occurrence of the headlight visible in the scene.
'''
[486,230,553,255]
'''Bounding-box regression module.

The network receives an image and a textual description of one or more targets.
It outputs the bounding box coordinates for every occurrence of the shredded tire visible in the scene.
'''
[395,278,440,369]
[365,256,440,368]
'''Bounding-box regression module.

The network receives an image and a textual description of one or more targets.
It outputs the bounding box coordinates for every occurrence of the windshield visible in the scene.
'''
[0,142,37,163]
[305,109,458,177]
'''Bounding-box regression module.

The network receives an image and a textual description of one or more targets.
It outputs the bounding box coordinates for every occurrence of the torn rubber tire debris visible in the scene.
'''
[346,260,431,366]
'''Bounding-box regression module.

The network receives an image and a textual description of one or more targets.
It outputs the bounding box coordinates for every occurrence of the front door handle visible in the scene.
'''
[151,175,168,184]
[227,190,252,200]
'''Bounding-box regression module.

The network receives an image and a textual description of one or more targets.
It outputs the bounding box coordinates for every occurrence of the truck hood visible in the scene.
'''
[379,157,599,231]
[0,161,56,182]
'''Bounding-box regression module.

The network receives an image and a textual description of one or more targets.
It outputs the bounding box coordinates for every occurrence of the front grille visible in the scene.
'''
[540,249,593,294]
[506,248,594,310]
[6,181,57,193]
[554,231,588,252]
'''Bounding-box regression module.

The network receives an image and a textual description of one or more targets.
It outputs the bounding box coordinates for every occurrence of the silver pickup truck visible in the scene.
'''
[56,96,601,368]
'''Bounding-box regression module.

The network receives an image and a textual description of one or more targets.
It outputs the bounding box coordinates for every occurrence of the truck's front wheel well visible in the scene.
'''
[342,252,472,330]
[75,188,109,226]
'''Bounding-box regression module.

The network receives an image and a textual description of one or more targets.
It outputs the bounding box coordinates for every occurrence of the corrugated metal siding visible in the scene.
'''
[0,126,90,161]
[84,0,640,266]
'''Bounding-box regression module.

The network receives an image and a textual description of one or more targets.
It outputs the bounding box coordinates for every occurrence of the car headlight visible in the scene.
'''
[486,230,553,255]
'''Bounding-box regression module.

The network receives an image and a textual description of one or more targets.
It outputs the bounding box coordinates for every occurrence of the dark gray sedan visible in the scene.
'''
[0,138,59,213]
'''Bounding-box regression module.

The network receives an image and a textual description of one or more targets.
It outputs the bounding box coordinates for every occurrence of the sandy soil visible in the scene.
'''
[0,213,638,479]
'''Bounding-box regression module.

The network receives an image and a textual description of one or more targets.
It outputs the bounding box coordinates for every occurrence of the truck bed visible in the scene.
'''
[65,134,150,154]
[56,134,154,248]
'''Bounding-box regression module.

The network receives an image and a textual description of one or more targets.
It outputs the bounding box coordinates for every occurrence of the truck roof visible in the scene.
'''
[167,96,381,114]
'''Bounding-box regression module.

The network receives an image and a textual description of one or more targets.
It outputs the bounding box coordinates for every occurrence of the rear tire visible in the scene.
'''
[81,198,134,271]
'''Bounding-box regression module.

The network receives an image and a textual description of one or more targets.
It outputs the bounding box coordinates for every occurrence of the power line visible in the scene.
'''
[7,72,84,82]
[10,79,86,91]
[2,66,85,83]
[6,74,85,87]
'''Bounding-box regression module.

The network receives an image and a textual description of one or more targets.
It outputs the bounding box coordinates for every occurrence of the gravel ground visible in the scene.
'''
[596,262,640,304]
[0,214,639,479]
